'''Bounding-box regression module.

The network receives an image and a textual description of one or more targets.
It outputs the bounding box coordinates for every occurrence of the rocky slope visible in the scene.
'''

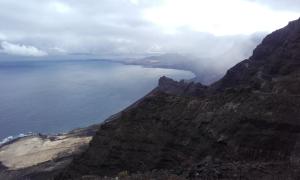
[55,18,300,179]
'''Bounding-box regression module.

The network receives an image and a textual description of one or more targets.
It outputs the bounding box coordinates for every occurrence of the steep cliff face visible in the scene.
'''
[213,18,300,94]
[58,18,300,180]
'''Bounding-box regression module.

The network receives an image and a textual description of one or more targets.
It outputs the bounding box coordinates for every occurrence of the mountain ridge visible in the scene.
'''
[54,17,300,179]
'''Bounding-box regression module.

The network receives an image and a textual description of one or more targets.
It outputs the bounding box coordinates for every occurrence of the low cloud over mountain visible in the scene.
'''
[0,0,299,77]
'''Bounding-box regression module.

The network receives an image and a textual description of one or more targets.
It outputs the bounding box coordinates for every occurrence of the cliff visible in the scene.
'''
[56,18,300,180]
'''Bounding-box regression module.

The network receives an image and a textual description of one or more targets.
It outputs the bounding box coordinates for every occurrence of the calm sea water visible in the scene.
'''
[0,60,194,139]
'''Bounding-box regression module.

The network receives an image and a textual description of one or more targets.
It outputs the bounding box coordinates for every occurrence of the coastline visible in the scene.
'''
[92,58,197,80]
[0,60,196,180]
[0,58,196,147]
[0,124,100,180]
[0,59,195,142]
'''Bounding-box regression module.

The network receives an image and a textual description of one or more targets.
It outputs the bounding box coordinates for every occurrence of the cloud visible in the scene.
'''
[0,33,6,40]
[0,0,297,57]
[129,0,140,5]
[0,0,298,76]
[143,0,299,36]
[0,41,47,57]
[246,0,300,12]
[49,1,72,14]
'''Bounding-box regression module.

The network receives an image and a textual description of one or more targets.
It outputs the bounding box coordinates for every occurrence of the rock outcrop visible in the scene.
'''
[157,76,207,96]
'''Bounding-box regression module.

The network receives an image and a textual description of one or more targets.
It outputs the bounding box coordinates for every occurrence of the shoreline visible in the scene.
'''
[0,124,101,179]
[0,59,196,146]
[94,58,197,78]
[0,59,196,179]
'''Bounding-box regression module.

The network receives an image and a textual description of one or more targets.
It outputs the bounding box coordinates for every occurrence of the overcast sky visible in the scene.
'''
[0,0,299,61]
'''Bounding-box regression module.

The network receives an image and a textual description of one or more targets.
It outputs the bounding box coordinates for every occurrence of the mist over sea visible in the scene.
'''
[0,60,194,139]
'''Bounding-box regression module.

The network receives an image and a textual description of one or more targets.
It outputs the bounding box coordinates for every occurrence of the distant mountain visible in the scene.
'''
[56,17,300,179]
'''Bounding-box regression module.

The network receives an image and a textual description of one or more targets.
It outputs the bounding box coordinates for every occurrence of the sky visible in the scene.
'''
[0,0,299,65]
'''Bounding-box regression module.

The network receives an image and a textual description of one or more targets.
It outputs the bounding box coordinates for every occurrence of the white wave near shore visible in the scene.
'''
[0,132,34,145]
[0,133,92,170]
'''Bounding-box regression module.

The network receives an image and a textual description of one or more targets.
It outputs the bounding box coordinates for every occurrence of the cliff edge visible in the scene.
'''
[57,18,300,180]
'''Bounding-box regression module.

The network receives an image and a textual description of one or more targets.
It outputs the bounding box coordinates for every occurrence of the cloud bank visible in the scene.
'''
[0,0,299,78]
[0,41,47,57]
[0,0,298,57]
[247,0,300,12]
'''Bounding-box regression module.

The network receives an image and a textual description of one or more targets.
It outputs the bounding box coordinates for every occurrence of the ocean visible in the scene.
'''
[0,60,194,140]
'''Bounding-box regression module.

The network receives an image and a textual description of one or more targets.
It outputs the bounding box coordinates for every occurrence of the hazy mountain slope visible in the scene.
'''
[57,18,300,180]
[213,18,300,93]
[123,53,222,84]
